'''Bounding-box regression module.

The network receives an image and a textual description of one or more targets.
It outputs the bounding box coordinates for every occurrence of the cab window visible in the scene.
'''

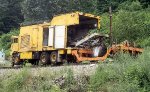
[12,38,18,43]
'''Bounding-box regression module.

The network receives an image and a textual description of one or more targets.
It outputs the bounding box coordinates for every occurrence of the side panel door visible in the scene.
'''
[54,26,66,49]
[32,28,38,49]
[48,26,54,46]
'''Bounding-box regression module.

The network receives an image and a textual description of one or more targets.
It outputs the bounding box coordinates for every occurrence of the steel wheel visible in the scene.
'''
[50,51,58,65]
[40,52,50,65]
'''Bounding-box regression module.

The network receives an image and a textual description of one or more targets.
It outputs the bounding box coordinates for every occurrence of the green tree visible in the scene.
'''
[97,0,126,14]
[0,29,19,57]
[0,0,23,33]
[100,1,150,47]
[22,0,98,23]
[139,0,150,8]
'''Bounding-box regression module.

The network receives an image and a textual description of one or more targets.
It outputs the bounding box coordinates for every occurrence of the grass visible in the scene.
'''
[0,48,150,92]
[0,60,11,67]
[89,47,150,92]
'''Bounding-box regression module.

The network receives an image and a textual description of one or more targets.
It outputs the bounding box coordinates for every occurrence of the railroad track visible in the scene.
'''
[0,66,23,70]
[0,62,98,70]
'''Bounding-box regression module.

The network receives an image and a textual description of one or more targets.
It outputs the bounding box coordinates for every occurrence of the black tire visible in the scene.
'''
[12,56,23,67]
[39,52,50,65]
[30,59,39,66]
[50,51,58,65]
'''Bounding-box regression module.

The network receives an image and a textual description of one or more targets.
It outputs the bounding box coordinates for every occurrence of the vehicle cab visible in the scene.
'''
[11,36,19,52]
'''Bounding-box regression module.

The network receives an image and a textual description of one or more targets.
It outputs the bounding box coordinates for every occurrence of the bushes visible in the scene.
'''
[0,68,30,92]
[100,1,150,47]
[89,48,150,92]
[0,29,19,58]
[64,69,76,91]
[63,68,89,92]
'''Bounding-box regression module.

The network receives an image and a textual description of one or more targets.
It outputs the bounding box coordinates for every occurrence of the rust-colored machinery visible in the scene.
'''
[71,40,143,62]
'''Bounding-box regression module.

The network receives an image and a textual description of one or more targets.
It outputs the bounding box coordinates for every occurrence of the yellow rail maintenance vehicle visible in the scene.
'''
[11,11,143,66]
[11,11,107,66]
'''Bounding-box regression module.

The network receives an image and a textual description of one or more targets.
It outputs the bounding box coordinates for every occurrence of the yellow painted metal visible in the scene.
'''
[12,43,18,50]
[11,12,100,60]
[11,36,19,39]
[58,50,65,54]
[18,23,50,52]
[11,43,19,52]
[67,49,72,54]
[42,46,55,51]
[32,28,38,48]
[20,52,32,59]
[11,36,19,52]
[98,18,101,29]
[38,26,45,51]
[51,12,79,26]
[50,11,100,29]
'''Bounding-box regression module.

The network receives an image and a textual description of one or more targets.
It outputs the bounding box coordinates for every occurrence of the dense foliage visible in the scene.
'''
[0,0,23,33]
[100,1,150,46]
[22,0,98,22]
[0,0,149,54]
[0,29,19,57]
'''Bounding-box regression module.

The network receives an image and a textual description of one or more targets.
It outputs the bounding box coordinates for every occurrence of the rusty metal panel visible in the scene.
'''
[20,35,30,51]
